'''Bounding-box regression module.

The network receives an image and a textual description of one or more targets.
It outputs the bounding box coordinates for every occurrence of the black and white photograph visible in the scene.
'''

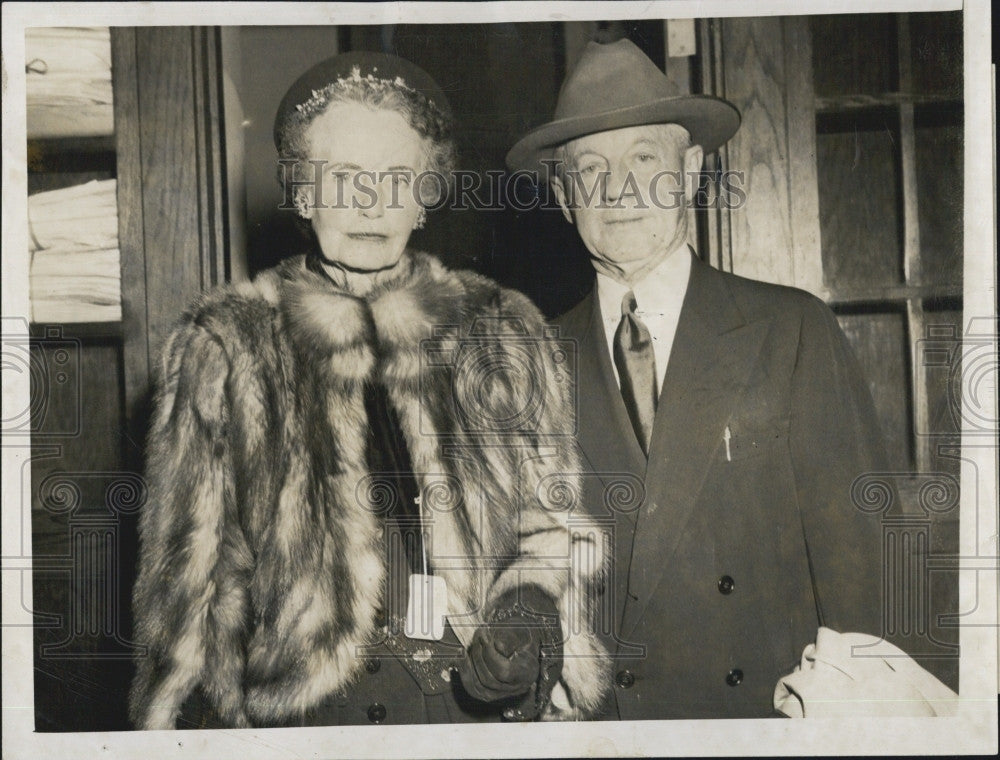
[1,1,996,757]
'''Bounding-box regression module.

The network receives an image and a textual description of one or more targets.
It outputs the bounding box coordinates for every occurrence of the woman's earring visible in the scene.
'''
[295,193,312,219]
[413,206,427,230]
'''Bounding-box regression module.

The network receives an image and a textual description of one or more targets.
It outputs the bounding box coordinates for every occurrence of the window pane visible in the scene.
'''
[817,120,903,292]
[836,309,913,470]
[909,12,963,97]
[811,14,898,98]
[914,301,961,693]
[915,108,963,287]
[918,305,963,475]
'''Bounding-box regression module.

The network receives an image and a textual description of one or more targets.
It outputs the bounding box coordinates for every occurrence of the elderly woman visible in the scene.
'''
[128,52,609,729]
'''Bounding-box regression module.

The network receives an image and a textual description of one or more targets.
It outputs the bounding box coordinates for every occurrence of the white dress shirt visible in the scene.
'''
[596,245,692,394]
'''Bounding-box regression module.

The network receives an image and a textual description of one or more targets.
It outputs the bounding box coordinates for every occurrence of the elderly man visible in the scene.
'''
[506,39,889,719]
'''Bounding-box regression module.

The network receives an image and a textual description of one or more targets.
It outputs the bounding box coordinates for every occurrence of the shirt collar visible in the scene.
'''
[596,244,693,320]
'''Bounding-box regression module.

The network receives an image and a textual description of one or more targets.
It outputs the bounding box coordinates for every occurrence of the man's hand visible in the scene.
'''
[458,586,563,718]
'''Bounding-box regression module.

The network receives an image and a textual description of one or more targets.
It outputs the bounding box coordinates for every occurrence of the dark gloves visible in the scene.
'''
[459,586,563,720]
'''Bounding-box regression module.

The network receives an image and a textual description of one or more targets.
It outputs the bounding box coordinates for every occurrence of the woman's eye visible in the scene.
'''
[635,153,656,163]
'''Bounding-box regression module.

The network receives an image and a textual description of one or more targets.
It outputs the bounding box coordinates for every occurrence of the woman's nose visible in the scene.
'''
[357,176,387,219]
[360,197,385,219]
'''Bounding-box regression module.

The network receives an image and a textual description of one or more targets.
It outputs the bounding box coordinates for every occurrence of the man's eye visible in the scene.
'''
[635,153,656,163]
[579,164,601,175]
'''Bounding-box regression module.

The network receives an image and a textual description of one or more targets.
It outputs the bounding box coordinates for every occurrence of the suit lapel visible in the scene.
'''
[560,291,649,647]
[562,289,647,486]
[622,257,772,636]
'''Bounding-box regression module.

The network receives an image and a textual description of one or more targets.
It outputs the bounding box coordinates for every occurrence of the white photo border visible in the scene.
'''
[2,1,995,758]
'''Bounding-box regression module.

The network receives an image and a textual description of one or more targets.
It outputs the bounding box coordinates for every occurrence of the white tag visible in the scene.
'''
[405,573,448,641]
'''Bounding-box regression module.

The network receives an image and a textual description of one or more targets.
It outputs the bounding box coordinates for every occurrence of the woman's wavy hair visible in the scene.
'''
[275,75,457,208]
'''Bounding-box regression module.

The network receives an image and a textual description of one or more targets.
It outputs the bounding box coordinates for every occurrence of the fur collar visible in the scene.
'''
[268,251,482,379]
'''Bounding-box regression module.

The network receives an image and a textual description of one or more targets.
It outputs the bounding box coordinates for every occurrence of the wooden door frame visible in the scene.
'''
[111,26,232,465]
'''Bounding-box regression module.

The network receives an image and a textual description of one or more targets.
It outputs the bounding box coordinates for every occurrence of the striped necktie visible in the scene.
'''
[612,290,657,455]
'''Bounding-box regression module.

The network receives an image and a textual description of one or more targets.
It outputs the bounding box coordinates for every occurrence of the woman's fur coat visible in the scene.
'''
[129,252,610,729]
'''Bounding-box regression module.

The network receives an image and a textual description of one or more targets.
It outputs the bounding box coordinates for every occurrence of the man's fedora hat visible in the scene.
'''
[506,38,740,177]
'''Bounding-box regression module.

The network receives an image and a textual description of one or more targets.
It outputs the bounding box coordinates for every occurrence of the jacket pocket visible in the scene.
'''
[722,417,789,462]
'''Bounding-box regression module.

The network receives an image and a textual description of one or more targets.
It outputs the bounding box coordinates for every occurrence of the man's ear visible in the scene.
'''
[550,176,574,225]
[682,144,705,205]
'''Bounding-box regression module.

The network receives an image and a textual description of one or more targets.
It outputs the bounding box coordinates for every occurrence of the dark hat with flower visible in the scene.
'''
[507,38,740,177]
[273,51,452,149]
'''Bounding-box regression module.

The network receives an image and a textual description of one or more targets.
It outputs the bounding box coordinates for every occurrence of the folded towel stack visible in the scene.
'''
[29,179,121,323]
[26,27,114,139]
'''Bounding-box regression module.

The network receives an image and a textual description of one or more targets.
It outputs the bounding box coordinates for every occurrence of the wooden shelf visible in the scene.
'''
[815,104,963,137]
[828,284,963,309]
[815,92,962,112]
[28,134,116,153]
[27,135,117,175]
[29,321,123,341]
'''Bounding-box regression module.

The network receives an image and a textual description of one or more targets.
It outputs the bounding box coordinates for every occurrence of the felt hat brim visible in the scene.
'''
[506,95,740,179]
[505,39,741,180]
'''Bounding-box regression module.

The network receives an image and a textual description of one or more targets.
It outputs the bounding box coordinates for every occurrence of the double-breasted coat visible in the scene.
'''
[556,252,887,719]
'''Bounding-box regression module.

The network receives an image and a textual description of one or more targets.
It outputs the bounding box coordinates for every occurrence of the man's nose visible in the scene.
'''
[603,163,629,203]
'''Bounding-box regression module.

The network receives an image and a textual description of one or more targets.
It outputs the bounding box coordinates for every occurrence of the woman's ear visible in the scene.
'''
[295,188,314,220]
[412,206,427,230]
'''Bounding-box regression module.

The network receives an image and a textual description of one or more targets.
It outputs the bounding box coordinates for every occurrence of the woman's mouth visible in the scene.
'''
[347,232,389,241]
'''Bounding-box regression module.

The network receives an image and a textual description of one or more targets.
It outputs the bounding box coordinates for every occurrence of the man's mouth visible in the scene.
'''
[347,233,389,241]
[603,216,643,225]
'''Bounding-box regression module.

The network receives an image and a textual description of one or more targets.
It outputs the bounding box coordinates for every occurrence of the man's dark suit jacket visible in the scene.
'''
[557,252,887,720]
